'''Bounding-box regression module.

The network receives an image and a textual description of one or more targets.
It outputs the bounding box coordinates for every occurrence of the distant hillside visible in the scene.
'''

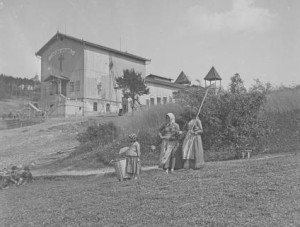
[0,98,32,116]
[265,85,300,113]
[0,74,41,101]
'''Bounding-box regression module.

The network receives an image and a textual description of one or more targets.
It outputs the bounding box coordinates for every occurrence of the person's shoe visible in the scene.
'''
[170,169,174,173]
[165,169,169,174]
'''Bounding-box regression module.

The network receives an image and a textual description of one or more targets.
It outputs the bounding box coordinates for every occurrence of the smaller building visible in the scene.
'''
[141,72,190,107]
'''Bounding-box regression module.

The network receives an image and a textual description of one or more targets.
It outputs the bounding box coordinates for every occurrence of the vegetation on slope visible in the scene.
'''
[41,78,300,171]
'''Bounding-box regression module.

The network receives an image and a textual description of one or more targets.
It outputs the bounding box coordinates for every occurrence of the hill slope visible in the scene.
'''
[0,118,82,169]
[1,153,299,226]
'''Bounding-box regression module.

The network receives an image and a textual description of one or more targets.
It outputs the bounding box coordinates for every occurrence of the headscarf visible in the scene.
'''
[128,133,137,141]
[166,113,175,125]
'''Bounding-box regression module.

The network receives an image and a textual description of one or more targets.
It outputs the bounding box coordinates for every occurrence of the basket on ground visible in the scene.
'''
[112,158,127,181]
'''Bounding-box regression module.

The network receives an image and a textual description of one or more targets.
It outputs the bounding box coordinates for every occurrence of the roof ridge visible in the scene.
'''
[36,32,151,62]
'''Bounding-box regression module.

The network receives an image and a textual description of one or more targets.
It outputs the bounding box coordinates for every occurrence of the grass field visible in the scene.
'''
[0,87,300,226]
[1,153,299,226]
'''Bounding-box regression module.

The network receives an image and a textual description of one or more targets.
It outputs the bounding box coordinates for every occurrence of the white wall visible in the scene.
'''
[140,83,178,106]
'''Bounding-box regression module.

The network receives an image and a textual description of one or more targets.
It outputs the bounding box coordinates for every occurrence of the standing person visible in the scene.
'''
[125,133,141,180]
[158,113,181,173]
[182,116,205,169]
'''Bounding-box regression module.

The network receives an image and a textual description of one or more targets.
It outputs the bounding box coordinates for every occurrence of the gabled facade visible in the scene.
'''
[36,32,150,117]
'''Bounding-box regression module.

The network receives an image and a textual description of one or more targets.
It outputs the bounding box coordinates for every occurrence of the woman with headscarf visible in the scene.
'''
[125,133,141,180]
[182,116,204,169]
[158,113,181,173]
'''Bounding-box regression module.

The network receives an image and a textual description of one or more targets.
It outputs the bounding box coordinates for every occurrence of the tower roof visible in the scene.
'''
[204,66,222,81]
[175,71,191,84]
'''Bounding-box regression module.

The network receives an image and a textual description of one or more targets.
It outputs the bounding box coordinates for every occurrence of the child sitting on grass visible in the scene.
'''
[0,165,34,189]
[17,166,33,186]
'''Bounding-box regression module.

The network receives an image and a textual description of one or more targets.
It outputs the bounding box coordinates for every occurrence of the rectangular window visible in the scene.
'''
[163,97,167,104]
[75,81,80,92]
[70,82,74,92]
[106,103,110,112]
[157,97,161,105]
[93,102,97,111]
[169,96,173,103]
[146,99,150,106]
[150,97,155,106]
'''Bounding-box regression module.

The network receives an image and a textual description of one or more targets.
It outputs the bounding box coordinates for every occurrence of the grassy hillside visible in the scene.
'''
[1,86,299,172]
[0,98,30,116]
[264,86,300,154]
[265,86,300,113]
[1,153,299,226]
[41,86,300,171]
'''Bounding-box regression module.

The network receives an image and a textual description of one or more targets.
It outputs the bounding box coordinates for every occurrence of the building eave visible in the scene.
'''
[36,32,151,63]
[145,79,185,89]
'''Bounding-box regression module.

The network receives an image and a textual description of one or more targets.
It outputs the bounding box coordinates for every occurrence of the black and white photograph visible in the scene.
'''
[0,0,299,226]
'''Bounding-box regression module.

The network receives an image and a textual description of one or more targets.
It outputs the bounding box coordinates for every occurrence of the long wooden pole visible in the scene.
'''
[195,86,211,118]
[191,86,211,130]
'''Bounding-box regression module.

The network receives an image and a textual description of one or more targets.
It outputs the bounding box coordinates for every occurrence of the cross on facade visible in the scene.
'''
[58,54,64,73]
[97,82,102,95]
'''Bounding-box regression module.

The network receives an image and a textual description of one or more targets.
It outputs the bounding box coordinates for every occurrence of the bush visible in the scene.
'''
[76,121,120,146]
[176,78,271,155]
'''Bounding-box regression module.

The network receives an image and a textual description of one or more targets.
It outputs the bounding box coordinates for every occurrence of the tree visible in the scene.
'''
[116,69,149,114]
[229,73,246,94]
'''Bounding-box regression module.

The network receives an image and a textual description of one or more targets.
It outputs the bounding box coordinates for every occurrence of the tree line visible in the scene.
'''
[0,74,41,101]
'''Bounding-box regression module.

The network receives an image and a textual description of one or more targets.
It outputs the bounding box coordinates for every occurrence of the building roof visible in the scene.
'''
[145,77,185,89]
[36,32,151,63]
[175,71,191,84]
[146,74,173,82]
[204,66,222,81]
[43,74,70,82]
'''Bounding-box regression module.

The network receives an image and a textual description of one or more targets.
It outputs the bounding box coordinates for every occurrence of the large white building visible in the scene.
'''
[36,32,150,117]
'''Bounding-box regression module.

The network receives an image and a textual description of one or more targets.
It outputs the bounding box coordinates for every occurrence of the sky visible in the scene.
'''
[0,0,299,88]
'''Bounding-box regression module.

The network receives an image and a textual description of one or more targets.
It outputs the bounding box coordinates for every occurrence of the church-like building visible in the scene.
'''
[36,32,150,117]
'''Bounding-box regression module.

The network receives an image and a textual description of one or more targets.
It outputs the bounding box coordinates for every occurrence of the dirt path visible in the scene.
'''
[32,166,159,177]
[31,153,291,177]
[0,118,83,169]
[0,115,120,169]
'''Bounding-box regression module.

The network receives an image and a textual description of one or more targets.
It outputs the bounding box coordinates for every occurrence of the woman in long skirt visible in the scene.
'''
[182,117,204,169]
[158,113,181,173]
[125,133,141,180]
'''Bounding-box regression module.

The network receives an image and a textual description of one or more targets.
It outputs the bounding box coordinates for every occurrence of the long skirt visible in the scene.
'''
[126,156,141,176]
[159,140,179,170]
[182,133,204,169]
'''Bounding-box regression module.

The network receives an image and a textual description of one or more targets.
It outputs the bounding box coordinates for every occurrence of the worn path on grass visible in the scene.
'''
[31,153,291,177]
[32,166,159,177]
[0,116,119,169]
